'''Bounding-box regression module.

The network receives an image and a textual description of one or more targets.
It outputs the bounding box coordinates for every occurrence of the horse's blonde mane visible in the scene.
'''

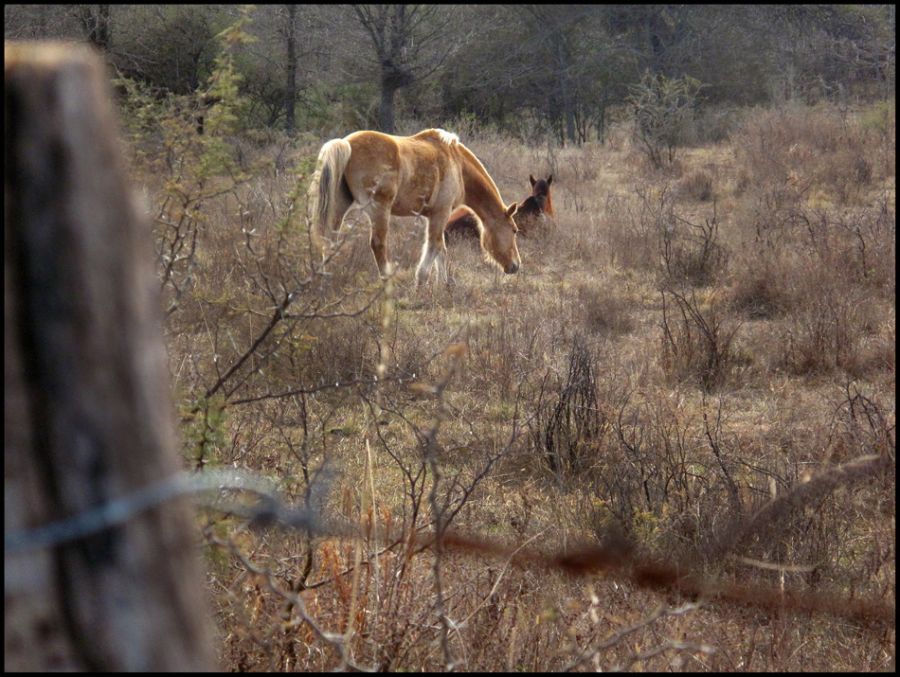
[436,128,459,146]
[420,128,460,147]
[455,142,505,207]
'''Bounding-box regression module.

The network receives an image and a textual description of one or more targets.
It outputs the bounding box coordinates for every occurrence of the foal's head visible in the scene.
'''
[481,202,521,274]
[529,174,554,215]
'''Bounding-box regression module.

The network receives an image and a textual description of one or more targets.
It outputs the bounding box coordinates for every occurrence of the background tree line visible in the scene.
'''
[5,3,894,145]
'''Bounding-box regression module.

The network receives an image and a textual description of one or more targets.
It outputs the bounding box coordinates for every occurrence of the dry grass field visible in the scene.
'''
[140,101,894,670]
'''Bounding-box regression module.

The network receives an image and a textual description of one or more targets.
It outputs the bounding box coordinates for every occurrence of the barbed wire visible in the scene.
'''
[5,456,894,631]
[4,468,331,554]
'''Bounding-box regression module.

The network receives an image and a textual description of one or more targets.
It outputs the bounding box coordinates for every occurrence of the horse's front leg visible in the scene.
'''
[415,208,452,287]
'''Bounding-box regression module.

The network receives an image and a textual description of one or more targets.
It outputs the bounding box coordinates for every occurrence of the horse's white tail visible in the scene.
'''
[310,138,352,248]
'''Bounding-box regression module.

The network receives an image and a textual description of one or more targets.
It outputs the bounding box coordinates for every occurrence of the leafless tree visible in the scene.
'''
[349,4,464,132]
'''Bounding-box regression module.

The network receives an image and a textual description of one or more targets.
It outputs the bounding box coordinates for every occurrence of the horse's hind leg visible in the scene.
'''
[329,177,354,231]
[316,181,354,262]
[368,202,393,278]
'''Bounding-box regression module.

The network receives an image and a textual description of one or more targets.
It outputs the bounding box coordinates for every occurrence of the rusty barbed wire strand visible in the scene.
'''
[5,455,894,630]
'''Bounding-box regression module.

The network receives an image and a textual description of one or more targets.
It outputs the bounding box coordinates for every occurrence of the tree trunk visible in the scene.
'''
[96,5,110,51]
[80,5,110,51]
[552,28,577,146]
[379,80,398,134]
[4,42,216,671]
[595,103,607,144]
[284,4,297,135]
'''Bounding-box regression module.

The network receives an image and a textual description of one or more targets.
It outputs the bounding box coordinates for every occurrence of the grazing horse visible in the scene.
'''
[311,128,520,285]
[445,173,554,239]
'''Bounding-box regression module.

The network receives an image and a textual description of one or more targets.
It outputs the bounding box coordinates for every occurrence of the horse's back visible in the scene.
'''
[344,128,451,155]
[344,129,457,176]
[343,130,401,164]
[338,128,462,218]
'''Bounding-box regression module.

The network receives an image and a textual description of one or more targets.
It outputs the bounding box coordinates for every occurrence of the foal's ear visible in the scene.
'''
[505,202,518,218]
[529,174,536,187]
[547,174,553,185]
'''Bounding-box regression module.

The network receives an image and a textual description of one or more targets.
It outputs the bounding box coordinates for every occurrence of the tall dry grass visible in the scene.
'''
[135,102,894,671]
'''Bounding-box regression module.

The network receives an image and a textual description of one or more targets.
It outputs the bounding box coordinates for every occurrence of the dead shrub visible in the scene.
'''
[781,285,879,377]
[659,199,728,287]
[728,250,795,319]
[732,180,812,253]
[692,105,745,144]
[660,287,741,391]
[676,169,714,201]
[584,389,749,559]
[791,203,896,291]
[728,194,892,377]
[834,196,896,290]
[618,183,728,286]
[826,382,896,465]
[297,314,378,385]
[733,104,884,207]
[576,283,635,337]
[599,389,697,539]
[538,337,607,478]
[602,192,658,271]
[821,146,875,204]
[466,301,547,400]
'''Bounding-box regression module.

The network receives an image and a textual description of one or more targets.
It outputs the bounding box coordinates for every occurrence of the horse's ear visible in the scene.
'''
[547,175,553,185]
[529,174,536,187]
[505,202,518,218]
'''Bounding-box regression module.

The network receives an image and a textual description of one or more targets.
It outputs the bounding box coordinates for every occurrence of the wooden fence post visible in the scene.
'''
[4,42,216,671]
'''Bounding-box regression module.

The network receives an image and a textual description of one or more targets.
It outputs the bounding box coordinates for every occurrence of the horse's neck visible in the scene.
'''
[458,147,505,223]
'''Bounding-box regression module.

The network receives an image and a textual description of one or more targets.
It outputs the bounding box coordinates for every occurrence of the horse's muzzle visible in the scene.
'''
[505,261,519,274]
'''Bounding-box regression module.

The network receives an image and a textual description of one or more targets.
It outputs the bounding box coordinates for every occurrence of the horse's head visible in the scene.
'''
[481,202,521,274]
[529,174,553,214]
[529,174,552,194]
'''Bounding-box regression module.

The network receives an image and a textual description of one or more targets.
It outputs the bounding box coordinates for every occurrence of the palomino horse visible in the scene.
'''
[445,173,554,239]
[311,128,520,284]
